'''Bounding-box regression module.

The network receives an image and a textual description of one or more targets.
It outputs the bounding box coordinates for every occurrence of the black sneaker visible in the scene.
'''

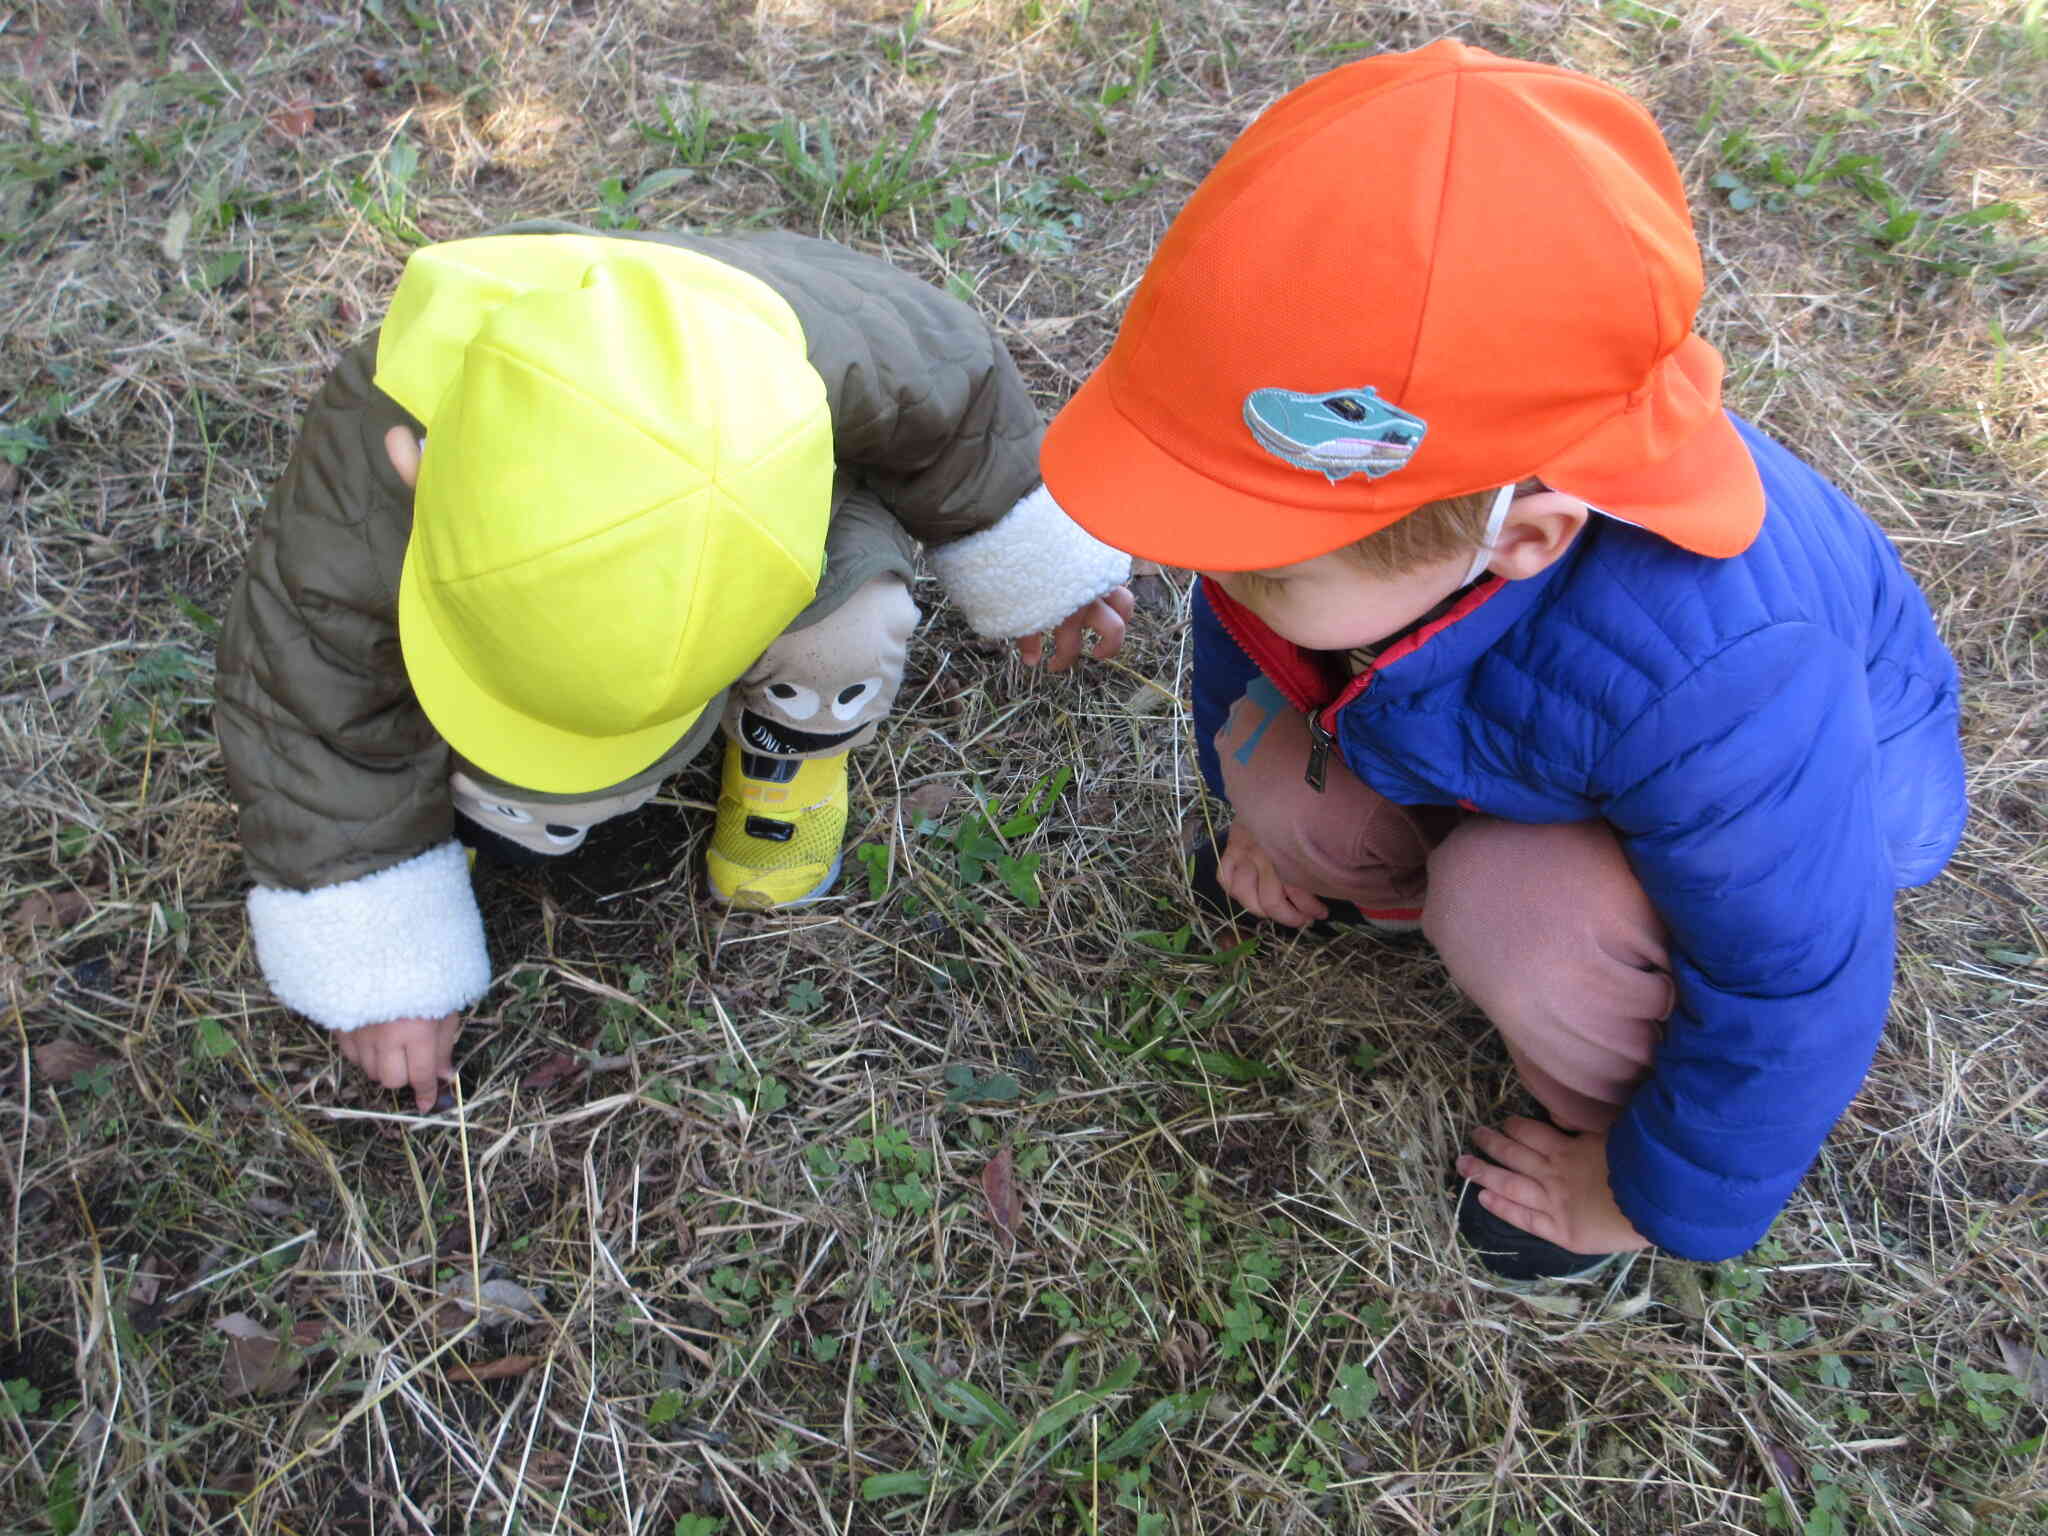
[1189,841,1422,939]
[1453,1154,1617,1281]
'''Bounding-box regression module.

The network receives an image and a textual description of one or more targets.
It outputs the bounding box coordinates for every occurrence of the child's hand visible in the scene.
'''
[1456,1119,1651,1255]
[1217,824,1330,927]
[336,1012,461,1112]
[1017,586,1136,673]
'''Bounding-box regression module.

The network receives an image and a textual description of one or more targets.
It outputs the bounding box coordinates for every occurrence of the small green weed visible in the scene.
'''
[847,1116,933,1218]
[941,1063,1021,1106]
[593,168,695,230]
[986,177,1084,259]
[1711,126,2041,278]
[853,841,893,897]
[882,0,933,73]
[763,108,954,225]
[881,1345,1199,1505]
[0,390,70,465]
[1097,926,1271,1085]
[638,89,724,165]
[913,766,1071,910]
[343,136,428,247]
[1100,20,1166,106]
[97,644,210,758]
[704,1057,789,1120]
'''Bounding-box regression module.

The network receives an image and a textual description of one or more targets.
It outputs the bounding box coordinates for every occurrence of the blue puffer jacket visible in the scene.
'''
[1191,417,1965,1260]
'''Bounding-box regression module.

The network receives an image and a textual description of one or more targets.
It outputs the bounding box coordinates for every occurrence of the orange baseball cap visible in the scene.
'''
[1041,39,1764,571]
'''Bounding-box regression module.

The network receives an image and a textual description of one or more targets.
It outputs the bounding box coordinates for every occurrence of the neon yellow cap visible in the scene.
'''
[378,235,833,794]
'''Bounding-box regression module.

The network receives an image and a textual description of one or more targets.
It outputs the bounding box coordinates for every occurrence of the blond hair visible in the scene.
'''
[1336,479,1545,578]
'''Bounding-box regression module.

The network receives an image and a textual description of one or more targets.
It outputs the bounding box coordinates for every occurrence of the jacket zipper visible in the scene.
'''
[1202,581,1374,792]
[1305,707,1338,792]
[1202,576,1502,792]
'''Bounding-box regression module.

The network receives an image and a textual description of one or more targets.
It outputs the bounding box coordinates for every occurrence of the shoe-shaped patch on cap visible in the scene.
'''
[1243,386,1428,484]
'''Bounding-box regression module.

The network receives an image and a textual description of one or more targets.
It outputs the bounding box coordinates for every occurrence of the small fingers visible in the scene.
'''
[1469,1124,1555,1178]
[1251,862,1313,926]
[1085,600,1129,663]
[1497,1116,1572,1155]
[1048,622,1081,675]
[1476,1186,1562,1245]
[435,1015,462,1080]
[1280,881,1329,924]
[370,1044,411,1094]
[1015,632,1046,667]
[406,1044,440,1113]
[1456,1151,1552,1217]
[1216,841,1272,917]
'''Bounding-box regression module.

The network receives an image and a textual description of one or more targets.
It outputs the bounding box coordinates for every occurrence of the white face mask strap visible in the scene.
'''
[1461,483,1517,586]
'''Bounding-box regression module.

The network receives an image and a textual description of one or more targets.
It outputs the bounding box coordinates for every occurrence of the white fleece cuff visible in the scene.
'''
[248,841,492,1032]
[929,484,1134,640]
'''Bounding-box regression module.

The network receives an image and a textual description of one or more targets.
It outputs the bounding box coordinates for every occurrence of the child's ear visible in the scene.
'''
[1484,490,1588,581]
[384,425,423,489]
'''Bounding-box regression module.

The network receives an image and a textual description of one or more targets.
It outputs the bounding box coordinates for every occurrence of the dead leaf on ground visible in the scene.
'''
[451,1354,537,1385]
[435,1274,545,1331]
[1996,1334,2048,1406]
[519,1052,584,1093]
[34,1039,115,1084]
[1763,1441,1805,1488]
[904,781,963,826]
[1011,315,1078,340]
[127,1255,177,1307]
[12,889,94,931]
[267,97,314,137]
[1160,1324,1211,1387]
[980,1147,1023,1246]
[216,1312,301,1398]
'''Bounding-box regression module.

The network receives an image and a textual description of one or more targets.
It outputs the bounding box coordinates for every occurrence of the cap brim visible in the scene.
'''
[1542,336,1764,559]
[1042,366,1416,572]
[1048,333,1766,570]
[398,549,703,795]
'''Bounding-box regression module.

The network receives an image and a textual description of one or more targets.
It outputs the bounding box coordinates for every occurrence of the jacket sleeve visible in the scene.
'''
[1593,624,1897,1260]
[685,232,1129,638]
[213,341,491,1030]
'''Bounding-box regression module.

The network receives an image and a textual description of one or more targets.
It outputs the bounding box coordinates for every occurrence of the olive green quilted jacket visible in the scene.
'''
[215,226,1128,1029]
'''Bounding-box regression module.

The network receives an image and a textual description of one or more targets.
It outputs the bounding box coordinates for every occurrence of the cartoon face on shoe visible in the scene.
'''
[476,800,589,851]
[737,675,885,756]
[1243,386,1428,483]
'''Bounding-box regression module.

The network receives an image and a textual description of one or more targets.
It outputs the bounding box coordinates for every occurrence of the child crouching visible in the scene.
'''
[1040,41,1965,1276]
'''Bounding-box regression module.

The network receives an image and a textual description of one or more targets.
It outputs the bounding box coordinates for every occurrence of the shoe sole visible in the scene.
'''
[707,849,846,908]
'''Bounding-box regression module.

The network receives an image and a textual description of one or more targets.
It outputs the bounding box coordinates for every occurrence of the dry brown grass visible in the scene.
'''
[3,2,2044,1533]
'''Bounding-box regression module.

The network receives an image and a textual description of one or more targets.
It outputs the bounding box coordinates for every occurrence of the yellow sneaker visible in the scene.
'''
[705,744,848,908]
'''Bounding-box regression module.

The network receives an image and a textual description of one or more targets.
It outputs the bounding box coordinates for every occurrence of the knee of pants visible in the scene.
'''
[1422,818,1673,1028]
[723,574,921,760]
